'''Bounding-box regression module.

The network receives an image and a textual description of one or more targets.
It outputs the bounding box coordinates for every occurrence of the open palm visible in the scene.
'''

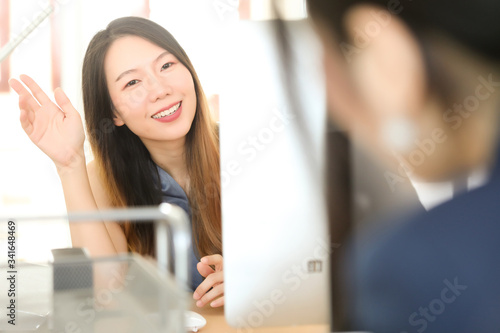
[9,75,85,169]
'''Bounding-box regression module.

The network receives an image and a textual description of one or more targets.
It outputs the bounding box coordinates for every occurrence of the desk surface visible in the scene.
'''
[190,300,330,333]
[1,262,329,332]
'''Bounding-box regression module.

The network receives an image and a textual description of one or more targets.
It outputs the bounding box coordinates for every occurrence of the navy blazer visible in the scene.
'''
[347,148,500,332]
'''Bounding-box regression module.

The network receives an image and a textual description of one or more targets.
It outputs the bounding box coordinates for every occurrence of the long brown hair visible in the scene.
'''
[82,16,221,258]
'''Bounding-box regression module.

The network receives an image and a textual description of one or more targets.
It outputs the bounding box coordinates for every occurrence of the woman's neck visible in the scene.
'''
[144,137,189,191]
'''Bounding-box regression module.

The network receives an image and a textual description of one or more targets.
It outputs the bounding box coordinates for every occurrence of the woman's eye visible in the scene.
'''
[125,79,139,88]
[161,62,173,71]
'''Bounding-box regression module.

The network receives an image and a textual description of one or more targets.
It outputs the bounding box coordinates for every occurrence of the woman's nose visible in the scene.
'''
[145,74,172,102]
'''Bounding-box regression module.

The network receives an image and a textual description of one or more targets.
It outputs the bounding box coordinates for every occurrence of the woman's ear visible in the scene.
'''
[112,108,125,126]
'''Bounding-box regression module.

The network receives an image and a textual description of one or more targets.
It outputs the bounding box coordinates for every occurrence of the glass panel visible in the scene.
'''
[0,253,185,332]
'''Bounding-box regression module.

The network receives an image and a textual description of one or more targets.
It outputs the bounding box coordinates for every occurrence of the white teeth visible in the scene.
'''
[152,102,181,119]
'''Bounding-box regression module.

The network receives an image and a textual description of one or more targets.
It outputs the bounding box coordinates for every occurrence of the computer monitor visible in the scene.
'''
[220,19,331,329]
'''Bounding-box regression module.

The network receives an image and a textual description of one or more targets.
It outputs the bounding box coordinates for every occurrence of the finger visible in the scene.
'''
[20,74,52,105]
[54,87,77,116]
[197,262,215,278]
[9,78,41,111]
[196,283,224,308]
[19,93,41,116]
[209,295,225,308]
[200,254,223,270]
[193,271,224,300]
[9,78,25,95]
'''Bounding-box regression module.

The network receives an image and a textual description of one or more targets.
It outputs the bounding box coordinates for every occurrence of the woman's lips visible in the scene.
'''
[152,101,182,123]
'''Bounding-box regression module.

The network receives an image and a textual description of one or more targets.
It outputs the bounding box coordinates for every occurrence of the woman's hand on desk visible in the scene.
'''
[9,75,85,171]
[193,254,224,308]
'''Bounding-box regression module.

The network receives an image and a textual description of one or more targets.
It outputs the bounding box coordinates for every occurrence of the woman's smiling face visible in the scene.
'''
[104,35,197,145]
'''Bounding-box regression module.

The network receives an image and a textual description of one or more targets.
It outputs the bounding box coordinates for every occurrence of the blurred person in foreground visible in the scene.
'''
[307,0,500,332]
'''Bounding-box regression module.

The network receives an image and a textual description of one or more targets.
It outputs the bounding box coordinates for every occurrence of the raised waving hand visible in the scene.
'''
[9,75,85,170]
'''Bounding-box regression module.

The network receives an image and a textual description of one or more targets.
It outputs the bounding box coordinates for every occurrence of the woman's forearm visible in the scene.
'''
[58,159,120,257]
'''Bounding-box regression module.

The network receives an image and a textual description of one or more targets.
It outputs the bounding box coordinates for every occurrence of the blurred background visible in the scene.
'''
[0,0,479,262]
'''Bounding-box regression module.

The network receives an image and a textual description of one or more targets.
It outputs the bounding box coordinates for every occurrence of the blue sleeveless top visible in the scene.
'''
[156,165,204,291]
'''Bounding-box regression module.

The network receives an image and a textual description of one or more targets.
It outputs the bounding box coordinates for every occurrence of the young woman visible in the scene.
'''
[306,0,500,331]
[9,16,224,308]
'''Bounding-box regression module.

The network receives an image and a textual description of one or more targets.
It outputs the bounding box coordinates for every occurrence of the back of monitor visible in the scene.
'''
[220,19,331,328]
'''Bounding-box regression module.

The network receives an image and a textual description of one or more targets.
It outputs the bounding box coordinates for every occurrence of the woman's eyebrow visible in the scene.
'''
[115,51,171,82]
[155,51,171,63]
[115,69,137,82]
